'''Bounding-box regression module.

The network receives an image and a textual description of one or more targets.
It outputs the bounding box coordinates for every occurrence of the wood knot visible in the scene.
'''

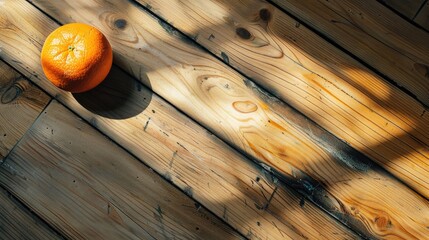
[232,101,258,113]
[1,78,28,104]
[259,8,272,22]
[236,27,251,40]
[374,216,393,230]
[114,18,127,29]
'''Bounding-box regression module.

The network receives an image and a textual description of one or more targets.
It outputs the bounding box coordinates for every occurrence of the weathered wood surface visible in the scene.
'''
[415,1,429,31]
[0,61,50,160]
[270,0,429,107]
[3,0,425,238]
[136,0,429,201]
[0,100,243,239]
[0,186,62,239]
[0,2,361,239]
[378,0,425,18]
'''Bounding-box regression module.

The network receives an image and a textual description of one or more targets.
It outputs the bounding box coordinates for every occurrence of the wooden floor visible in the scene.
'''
[0,0,428,239]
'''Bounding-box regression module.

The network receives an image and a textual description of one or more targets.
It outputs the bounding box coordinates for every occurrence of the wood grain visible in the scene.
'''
[378,0,425,18]
[0,100,243,239]
[0,186,62,239]
[270,0,429,107]
[134,0,429,201]
[0,61,50,160]
[4,0,429,238]
[415,1,429,31]
[0,1,360,239]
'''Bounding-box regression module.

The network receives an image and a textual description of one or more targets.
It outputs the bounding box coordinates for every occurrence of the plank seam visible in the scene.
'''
[267,0,429,109]
[0,156,65,239]
[0,98,53,166]
[376,0,429,32]
[413,0,429,20]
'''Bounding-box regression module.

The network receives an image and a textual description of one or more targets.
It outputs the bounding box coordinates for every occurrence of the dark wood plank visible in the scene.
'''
[415,1,429,30]
[0,1,360,239]
[269,0,429,106]
[5,0,429,238]
[0,100,242,239]
[0,186,62,239]
[0,61,50,160]
[131,0,429,202]
[379,0,425,18]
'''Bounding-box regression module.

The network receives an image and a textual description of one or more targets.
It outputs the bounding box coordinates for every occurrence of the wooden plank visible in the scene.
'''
[415,1,429,31]
[0,186,62,239]
[0,2,359,239]
[132,0,429,200]
[269,0,429,107]
[0,100,242,239]
[378,0,425,18]
[2,1,429,238]
[2,0,429,238]
[0,61,50,160]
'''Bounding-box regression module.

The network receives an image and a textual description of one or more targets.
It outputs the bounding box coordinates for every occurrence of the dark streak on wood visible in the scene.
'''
[164,172,172,181]
[107,202,111,214]
[176,142,188,151]
[144,3,152,10]
[156,18,196,46]
[220,52,229,64]
[183,186,193,197]
[156,205,163,219]
[169,151,177,168]
[194,202,201,211]
[299,197,305,208]
[158,19,177,36]
[222,205,228,222]
[143,117,151,131]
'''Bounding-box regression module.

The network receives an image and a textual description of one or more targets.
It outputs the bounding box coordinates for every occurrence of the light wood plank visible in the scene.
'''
[0,61,50,160]
[378,0,425,18]
[0,2,359,239]
[0,186,62,239]
[134,0,429,200]
[0,100,242,239]
[270,0,429,107]
[2,0,429,238]
[415,1,429,31]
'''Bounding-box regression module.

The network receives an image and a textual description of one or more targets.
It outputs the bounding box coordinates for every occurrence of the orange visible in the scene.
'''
[41,23,113,93]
